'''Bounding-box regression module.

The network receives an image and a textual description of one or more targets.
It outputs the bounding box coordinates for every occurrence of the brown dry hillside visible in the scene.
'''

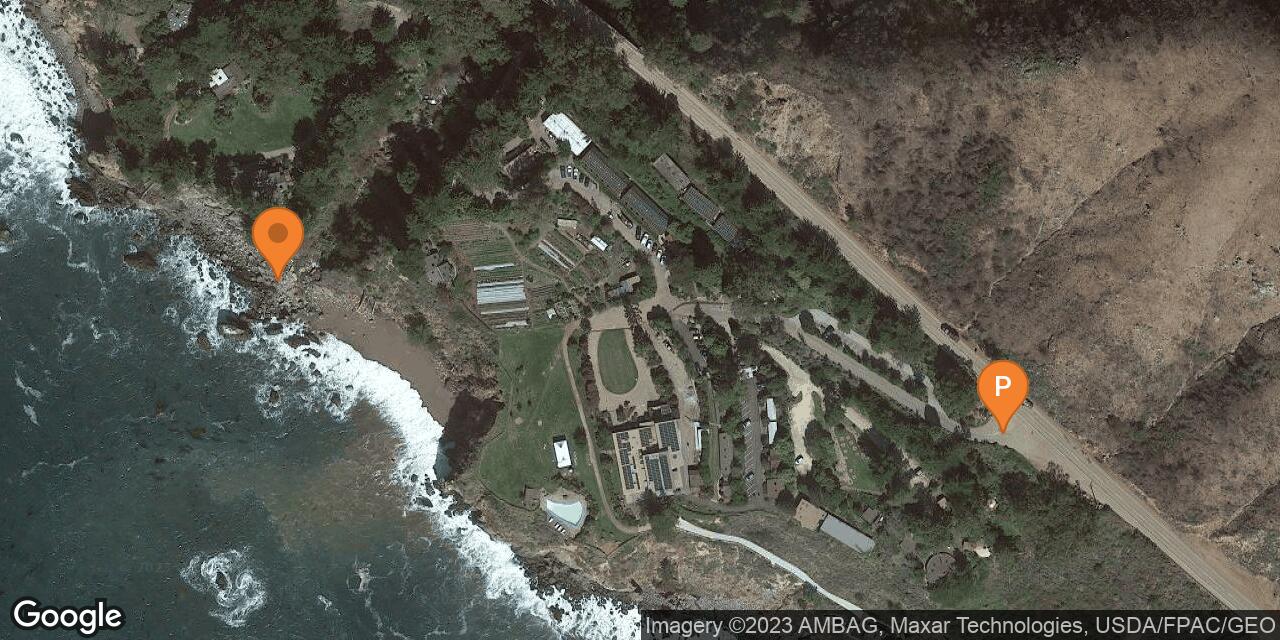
[698,3,1280,578]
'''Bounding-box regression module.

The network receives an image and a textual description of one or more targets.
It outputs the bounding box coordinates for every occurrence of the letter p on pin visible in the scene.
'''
[977,361,1029,433]
[994,375,1012,396]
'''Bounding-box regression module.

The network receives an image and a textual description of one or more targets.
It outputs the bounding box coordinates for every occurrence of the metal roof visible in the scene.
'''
[579,145,630,197]
[681,186,722,222]
[653,154,692,193]
[552,437,573,468]
[820,515,875,553]
[621,186,670,233]
[543,113,591,155]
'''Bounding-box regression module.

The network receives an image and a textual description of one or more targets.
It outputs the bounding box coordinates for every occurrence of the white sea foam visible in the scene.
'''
[22,404,37,425]
[157,248,639,638]
[0,0,79,205]
[4,4,639,637]
[14,371,44,400]
[180,549,268,628]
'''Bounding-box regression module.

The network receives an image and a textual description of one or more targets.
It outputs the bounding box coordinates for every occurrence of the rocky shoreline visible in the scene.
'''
[24,3,651,618]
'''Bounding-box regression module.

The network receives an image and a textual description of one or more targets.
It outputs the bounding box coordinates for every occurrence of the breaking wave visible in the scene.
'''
[180,549,268,628]
[1,3,638,637]
[157,243,639,639]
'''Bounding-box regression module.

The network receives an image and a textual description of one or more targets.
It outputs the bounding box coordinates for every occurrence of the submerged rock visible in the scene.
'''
[195,331,212,351]
[0,221,11,246]
[122,249,157,270]
[285,331,318,348]
[216,310,251,340]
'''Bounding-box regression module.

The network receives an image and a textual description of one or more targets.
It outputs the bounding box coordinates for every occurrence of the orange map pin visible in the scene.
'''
[251,207,304,281]
[977,360,1029,433]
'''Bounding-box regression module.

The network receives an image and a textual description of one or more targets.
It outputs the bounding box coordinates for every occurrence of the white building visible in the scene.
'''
[543,113,591,156]
[208,68,229,88]
[552,436,572,469]
[765,397,777,421]
[590,236,609,251]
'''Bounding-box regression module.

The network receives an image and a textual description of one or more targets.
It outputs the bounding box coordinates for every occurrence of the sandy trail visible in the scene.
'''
[761,344,823,475]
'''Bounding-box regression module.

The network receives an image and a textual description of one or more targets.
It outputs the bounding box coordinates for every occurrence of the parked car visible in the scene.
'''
[559,165,566,179]
[940,322,960,339]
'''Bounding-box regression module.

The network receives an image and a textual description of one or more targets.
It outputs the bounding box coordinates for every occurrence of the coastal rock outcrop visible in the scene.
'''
[216,310,252,341]
[122,249,158,270]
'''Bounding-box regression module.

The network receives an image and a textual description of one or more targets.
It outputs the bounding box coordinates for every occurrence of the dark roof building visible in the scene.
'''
[711,216,741,246]
[621,186,670,233]
[652,153,692,194]
[681,186,722,223]
[578,144,630,197]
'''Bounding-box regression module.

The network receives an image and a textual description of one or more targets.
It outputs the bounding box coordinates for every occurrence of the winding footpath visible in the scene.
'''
[561,321,650,535]
[676,519,861,611]
[614,37,1278,609]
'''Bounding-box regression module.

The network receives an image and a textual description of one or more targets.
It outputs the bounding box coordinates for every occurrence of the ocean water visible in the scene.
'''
[0,3,636,638]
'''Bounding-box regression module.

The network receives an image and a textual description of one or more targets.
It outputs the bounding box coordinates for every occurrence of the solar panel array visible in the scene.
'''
[579,146,630,197]
[657,420,680,451]
[680,186,722,223]
[621,187,671,234]
[616,433,638,491]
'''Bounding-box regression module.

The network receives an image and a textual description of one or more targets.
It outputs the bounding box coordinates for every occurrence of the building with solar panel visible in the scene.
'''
[578,143,630,197]
[680,186,722,224]
[620,185,671,235]
[611,418,691,502]
[711,216,742,247]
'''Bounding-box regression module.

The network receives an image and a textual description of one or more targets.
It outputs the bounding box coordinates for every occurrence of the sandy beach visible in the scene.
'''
[307,285,456,426]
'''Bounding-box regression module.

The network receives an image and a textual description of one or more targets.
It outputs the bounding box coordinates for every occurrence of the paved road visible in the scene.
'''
[739,367,765,502]
[676,519,860,610]
[560,321,650,535]
[615,39,1278,609]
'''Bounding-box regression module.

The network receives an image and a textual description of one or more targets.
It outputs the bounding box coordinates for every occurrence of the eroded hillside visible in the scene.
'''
[693,2,1280,577]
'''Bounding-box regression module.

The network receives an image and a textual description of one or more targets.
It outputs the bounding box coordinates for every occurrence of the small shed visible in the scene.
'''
[794,498,826,531]
[552,435,573,469]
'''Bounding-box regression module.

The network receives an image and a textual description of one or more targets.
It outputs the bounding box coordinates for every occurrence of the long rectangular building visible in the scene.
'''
[680,186,722,223]
[578,144,630,197]
[652,153,692,194]
[820,514,876,553]
[620,185,670,234]
[712,216,741,246]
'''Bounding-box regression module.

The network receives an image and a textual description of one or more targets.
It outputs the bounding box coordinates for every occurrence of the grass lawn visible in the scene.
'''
[477,327,578,503]
[171,89,314,153]
[477,326,632,542]
[841,443,885,495]
[596,328,638,394]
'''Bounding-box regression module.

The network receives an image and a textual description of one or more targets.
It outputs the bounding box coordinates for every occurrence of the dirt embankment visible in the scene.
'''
[703,2,1280,579]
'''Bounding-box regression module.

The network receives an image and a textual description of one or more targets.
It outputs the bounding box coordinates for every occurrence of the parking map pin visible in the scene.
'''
[978,360,1029,433]
[251,207,304,281]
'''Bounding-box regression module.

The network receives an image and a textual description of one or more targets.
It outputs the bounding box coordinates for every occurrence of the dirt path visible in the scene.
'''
[761,344,823,475]
[614,35,1278,609]
[586,306,657,414]
[560,321,650,535]
[676,519,860,610]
